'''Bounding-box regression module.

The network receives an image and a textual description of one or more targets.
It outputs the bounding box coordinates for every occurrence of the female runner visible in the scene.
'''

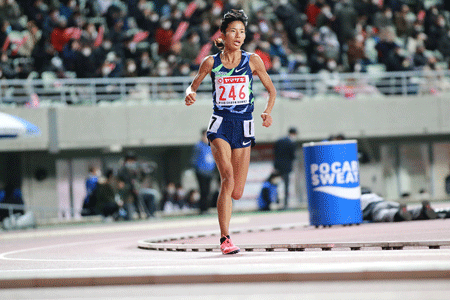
[185,9,276,254]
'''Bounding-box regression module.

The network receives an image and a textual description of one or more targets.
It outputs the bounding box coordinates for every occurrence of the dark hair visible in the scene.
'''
[214,9,248,50]
[288,127,297,135]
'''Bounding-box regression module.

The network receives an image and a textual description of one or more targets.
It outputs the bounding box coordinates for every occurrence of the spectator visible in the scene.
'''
[0,0,21,26]
[425,14,446,51]
[0,52,17,78]
[124,58,138,77]
[273,127,298,210]
[334,0,358,55]
[81,165,100,216]
[269,35,289,67]
[257,172,282,211]
[17,21,42,58]
[92,36,113,72]
[274,0,304,47]
[92,169,120,220]
[62,39,81,72]
[100,51,123,77]
[375,26,398,65]
[74,43,97,78]
[412,45,428,69]
[161,181,181,212]
[155,17,173,57]
[117,152,143,220]
[191,129,216,214]
[347,34,367,72]
[183,189,200,209]
[394,4,414,38]
[50,17,71,53]
[180,31,201,63]
[374,6,394,30]
[0,183,25,222]
[385,45,413,72]
[137,50,153,76]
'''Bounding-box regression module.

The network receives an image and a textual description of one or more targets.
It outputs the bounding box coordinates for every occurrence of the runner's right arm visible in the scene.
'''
[185,56,214,106]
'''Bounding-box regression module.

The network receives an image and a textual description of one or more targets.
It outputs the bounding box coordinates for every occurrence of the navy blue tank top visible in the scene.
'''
[210,50,254,119]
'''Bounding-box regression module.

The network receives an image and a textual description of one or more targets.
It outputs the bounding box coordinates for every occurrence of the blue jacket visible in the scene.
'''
[258,181,278,210]
[192,141,216,176]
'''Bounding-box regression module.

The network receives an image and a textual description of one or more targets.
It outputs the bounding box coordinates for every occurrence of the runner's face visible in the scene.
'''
[223,21,246,50]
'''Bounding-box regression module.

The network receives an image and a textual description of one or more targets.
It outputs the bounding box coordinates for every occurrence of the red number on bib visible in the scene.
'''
[239,85,246,99]
[218,86,226,101]
[229,86,236,100]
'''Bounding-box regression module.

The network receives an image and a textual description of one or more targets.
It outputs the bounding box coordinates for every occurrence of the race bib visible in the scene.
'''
[207,114,223,133]
[214,75,250,106]
[243,119,254,137]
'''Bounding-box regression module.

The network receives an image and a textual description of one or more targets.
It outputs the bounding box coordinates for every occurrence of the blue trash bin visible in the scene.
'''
[303,140,362,226]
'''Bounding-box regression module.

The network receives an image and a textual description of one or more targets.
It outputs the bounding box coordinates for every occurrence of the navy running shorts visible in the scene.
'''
[206,113,255,149]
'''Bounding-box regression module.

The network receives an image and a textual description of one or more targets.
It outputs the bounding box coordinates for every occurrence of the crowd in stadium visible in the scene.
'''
[0,0,450,79]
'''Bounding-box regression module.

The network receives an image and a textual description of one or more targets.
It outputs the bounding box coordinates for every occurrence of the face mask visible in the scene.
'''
[193,192,200,202]
[167,187,176,194]
[273,61,281,70]
[150,14,159,22]
[127,63,136,73]
[192,35,200,43]
[82,47,92,56]
[201,23,210,31]
[180,66,190,75]
[327,60,337,70]
[102,66,112,76]
[158,69,169,76]
[212,6,222,16]
[162,21,171,30]
[103,41,112,50]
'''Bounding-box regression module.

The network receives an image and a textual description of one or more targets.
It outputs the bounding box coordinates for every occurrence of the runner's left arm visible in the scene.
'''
[250,53,276,127]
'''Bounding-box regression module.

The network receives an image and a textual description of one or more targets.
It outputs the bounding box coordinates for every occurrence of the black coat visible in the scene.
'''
[273,137,296,174]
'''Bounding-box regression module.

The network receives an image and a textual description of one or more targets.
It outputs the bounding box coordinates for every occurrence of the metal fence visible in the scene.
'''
[1,68,450,106]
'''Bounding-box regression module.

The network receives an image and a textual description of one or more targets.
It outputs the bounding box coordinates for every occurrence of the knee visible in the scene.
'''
[220,171,234,191]
[231,189,244,200]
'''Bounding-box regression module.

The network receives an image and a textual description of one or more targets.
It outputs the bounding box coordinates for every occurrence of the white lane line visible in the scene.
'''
[0,216,250,240]
[1,261,450,278]
[0,237,133,261]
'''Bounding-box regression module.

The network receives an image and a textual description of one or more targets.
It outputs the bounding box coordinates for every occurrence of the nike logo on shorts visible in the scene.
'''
[242,140,251,146]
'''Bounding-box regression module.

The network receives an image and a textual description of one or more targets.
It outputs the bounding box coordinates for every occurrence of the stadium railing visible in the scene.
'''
[1,69,449,106]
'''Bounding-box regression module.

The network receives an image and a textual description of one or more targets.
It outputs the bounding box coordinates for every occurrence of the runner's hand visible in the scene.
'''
[261,113,272,127]
[185,92,197,106]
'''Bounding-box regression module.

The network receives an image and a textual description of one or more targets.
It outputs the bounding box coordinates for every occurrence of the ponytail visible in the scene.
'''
[214,37,225,50]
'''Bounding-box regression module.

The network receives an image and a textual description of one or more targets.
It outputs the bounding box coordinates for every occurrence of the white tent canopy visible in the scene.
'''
[0,111,40,138]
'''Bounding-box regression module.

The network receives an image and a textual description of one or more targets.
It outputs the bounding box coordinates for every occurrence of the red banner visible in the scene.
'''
[172,21,189,45]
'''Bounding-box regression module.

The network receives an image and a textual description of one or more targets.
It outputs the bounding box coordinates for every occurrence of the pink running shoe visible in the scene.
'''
[220,237,240,255]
